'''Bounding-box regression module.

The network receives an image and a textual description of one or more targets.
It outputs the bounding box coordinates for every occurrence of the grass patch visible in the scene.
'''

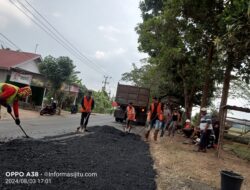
[224,142,250,161]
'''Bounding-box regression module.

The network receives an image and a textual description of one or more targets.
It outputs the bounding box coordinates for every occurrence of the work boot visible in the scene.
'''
[160,130,164,137]
[154,130,159,141]
[128,126,132,133]
[76,126,82,133]
[145,131,150,139]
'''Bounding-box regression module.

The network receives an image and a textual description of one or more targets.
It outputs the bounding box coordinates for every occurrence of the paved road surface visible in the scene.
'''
[0,113,117,141]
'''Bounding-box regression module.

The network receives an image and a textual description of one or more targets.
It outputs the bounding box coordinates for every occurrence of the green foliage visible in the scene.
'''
[39,55,82,113]
[92,91,112,114]
[39,55,75,93]
[123,0,249,119]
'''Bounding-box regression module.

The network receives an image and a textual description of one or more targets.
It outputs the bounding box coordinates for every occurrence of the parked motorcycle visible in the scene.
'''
[71,104,78,114]
[40,102,57,115]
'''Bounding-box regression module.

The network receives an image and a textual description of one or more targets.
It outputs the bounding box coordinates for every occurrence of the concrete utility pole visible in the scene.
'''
[34,44,39,53]
[102,75,111,92]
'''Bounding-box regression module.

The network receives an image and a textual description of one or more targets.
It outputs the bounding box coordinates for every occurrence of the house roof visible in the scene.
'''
[0,49,41,70]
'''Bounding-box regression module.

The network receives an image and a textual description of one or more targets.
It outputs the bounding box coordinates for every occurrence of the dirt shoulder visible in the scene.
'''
[0,108,40,120]
[147,133,250,190]
[0,108,74,120]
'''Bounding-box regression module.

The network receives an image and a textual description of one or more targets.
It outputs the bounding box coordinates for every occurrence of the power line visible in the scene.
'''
[22,0,108,75]
[13,0,99,71]
[10,0,107,75]
[0,33,21,50]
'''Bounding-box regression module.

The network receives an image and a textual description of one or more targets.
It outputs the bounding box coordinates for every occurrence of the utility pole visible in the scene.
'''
[102,75,111,92]
[35,44,39,53]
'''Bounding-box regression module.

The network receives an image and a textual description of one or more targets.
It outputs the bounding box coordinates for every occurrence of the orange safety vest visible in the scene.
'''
[126,106,135,121]
[0,83,19,104]
[80,96,93,112]
[150,102,164,121]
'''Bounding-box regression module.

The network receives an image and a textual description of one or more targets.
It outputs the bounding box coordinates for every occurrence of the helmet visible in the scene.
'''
[18,86,32,98]
[186,119,191,123]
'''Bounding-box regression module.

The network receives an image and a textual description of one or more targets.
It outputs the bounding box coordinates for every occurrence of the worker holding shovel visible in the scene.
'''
[124,102,136,134]
[76,90,95,133]
[0,83,32,137]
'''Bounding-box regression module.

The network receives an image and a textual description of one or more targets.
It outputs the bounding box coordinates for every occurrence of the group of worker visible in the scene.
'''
[0,82,95,134]
[124,96,182,141]
[1,82,213,153]
[125,97,214,153]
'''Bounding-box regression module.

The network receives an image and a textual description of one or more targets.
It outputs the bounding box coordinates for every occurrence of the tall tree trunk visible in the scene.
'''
[200,44,214,108]
[181,62,194,120]
[183,83,193,119]
[217,63,233,157]
[219,64,233,116]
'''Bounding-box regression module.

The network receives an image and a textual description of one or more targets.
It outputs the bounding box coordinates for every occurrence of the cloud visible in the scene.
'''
[95,51,106,59]
[98,25,121,34]
[114,48,126,55]
[52,11,62,18]
[0,0,33,27]
[94,48,126,60]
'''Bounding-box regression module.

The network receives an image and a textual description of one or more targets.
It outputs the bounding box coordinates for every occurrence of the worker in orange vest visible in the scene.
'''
[145,97,163,141]
[0,83,32,125]
[76,90,95,133]
[154,103,164,141]
[125,102,136,133]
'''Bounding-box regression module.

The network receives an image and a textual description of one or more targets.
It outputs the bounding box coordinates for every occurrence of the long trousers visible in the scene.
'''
[80,112,90,128]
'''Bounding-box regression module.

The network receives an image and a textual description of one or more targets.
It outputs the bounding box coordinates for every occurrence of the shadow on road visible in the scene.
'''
[0,125,156,190]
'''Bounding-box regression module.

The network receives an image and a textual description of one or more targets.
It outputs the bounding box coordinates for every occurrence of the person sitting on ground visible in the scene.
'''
[0,83,32,125]
[212,120,220,148]
[182,119,194,138]
[125,102,136,133]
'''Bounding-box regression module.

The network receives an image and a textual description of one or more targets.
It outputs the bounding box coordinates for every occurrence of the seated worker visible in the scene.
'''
[0,83,32,125]
[182,119,194,138]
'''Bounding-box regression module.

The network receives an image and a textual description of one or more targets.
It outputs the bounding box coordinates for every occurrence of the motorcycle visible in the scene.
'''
[71,104,78,114]
[40,102,57,115]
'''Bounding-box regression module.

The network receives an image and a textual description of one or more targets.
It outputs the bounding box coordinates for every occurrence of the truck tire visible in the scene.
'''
[115,118,119,122]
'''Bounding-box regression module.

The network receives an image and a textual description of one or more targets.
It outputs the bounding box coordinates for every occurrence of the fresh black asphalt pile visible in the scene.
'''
[0,126,156,190]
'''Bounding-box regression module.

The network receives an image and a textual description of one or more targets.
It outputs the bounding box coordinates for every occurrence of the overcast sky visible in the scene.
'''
[0,0,146,96]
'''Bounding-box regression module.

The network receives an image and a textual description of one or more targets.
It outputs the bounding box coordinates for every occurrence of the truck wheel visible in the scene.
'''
[115,118,119,122]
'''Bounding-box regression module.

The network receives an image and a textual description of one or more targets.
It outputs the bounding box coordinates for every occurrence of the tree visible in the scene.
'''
[93,91,112,114]
[39,55,77,114]
[134,0,212,118]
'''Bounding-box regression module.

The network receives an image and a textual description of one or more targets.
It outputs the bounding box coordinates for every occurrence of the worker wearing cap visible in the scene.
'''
[125,102,136,133]
[0,83,32,125]
[182,119,194,138]
[198,107,213,152]
[77,90,95,133]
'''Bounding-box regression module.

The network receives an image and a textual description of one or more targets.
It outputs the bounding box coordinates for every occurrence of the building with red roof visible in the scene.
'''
[0,49,45,106]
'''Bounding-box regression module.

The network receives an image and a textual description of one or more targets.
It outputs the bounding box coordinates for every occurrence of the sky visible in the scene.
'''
[0,0,146,96]
[1,0,249,119]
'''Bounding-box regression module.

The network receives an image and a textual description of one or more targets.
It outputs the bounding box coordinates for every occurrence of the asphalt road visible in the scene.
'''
[0,114,156,190]
[0,113,116,141]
